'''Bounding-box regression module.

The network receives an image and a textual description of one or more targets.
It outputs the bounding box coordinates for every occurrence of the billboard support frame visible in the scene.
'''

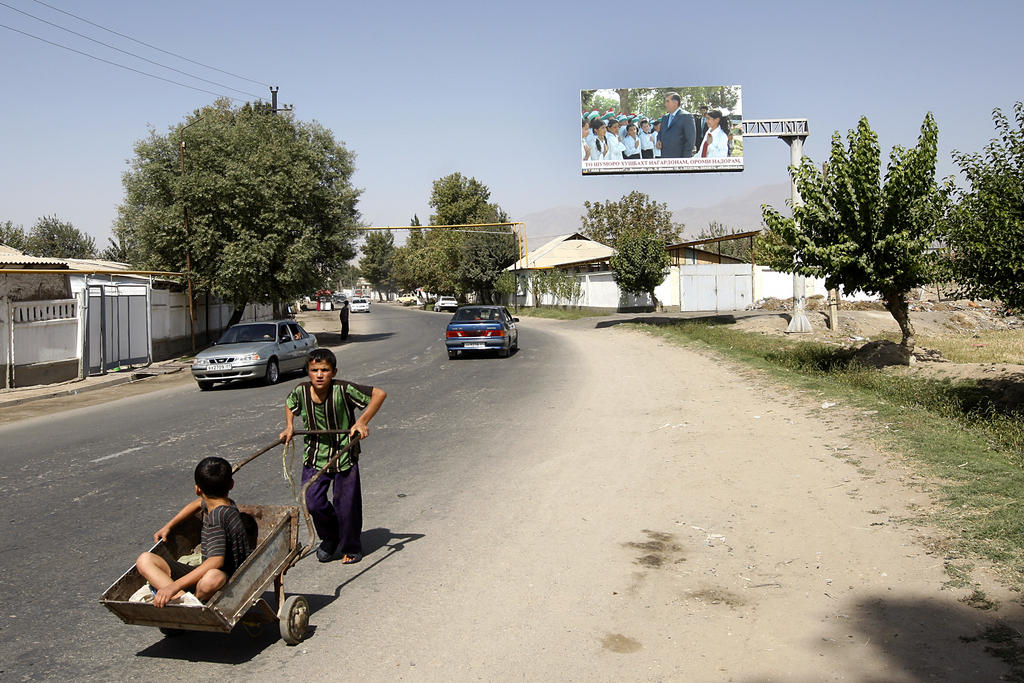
[742,118,812,333]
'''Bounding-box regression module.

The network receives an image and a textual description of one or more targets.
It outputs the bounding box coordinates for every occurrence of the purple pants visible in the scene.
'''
[302,463,362,555]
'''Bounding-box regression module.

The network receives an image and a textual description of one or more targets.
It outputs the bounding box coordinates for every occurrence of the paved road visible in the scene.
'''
[0,305,575,680]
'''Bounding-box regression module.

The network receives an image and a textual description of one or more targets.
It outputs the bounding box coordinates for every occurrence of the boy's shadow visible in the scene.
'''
[134,528,424,662]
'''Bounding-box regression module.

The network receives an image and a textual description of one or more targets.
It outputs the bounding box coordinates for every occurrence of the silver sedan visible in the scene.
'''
[191,320,317,390]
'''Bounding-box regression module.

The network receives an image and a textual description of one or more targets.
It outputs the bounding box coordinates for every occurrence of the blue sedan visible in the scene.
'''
[444,306,519,359]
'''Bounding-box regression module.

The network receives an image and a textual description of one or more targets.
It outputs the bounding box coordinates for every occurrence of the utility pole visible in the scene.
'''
[269,86,293,115]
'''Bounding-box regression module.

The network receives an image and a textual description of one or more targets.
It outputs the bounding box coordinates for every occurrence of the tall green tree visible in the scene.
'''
[26,215,96,258]
[426,173,512,298]
[116,99,361,325]
[759,114,945,363]
[1,220,28,251]
[610,229,670,310]
[359,231,395,297]
[943,102,1024,310]
[581,191,681,247]
[428,172,509,226]
[459,229,518,303]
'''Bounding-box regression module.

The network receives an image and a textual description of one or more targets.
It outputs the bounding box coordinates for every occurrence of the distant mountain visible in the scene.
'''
[516,182,791,243]
[671,182,790,239]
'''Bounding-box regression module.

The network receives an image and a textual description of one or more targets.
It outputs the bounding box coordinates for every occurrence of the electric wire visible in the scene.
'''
[0,22,247,102]
[0,1,262,98]
[31,0,270,88]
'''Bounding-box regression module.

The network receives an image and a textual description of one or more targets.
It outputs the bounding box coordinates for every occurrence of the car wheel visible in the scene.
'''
[197,380,214,391]
[498,346,509,358]
[447,350,457,360]
[265,358,280,385]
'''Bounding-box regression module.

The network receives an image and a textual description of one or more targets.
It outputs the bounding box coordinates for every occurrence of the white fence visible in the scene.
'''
[2,287,275,387]
[518,263,878,313]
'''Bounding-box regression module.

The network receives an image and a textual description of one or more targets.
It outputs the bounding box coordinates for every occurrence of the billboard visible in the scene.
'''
[581,85,743,175]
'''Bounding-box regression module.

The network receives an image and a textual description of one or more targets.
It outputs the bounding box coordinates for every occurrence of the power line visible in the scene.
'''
[31,0,271,88]
[0,1,262,98]
[0,22,247,102]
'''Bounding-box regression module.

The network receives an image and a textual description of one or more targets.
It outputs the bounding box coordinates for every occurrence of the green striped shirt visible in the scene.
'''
[286,380,373,471]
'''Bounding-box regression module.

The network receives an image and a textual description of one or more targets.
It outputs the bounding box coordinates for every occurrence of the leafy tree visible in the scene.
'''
[759,114,945,363]
[26,215,96,258]
[335,262,361,290]
[610,230,670,310]
[1,220,28,251]
[459,230,517,303]
[943,102,1024,310]
[426,173,512,298]
[116,99,361,326]
[359,231,395,297]
[581,191,681,247]
[428,172,509,226]
[99,235,137,263]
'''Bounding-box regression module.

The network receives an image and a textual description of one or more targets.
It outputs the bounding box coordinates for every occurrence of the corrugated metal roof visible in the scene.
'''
[0,245,68,267]
[63,257,132,271]
[508,233,614,270]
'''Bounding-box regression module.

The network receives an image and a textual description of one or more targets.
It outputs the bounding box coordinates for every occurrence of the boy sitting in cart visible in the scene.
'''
[279,348,386,564]
[135,456,254,607]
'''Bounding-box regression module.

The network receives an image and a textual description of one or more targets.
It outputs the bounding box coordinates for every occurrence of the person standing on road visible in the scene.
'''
[338,298,350,341]
[279,348,386,564]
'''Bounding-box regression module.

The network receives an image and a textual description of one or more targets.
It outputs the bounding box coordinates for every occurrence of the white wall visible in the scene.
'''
[753,266,878,303]
[521,267,678,310]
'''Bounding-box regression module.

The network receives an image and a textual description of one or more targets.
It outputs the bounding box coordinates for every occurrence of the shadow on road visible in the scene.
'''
[593,313,745,329]
[834,595,1024,680]
[316,331,396,346]
[330,527,425,598]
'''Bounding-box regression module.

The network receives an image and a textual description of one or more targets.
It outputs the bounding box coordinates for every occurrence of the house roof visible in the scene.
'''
[63,257,133,271]
[507,233,614,270]
[667,229,761,250]
[0,245,68,268]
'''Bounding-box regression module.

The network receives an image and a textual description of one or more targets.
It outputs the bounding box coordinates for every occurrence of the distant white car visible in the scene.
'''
[434,296,458,312]
[350,297,370,313]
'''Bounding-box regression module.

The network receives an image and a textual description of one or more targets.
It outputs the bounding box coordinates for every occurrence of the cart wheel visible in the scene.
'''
[159,627,186,637]
[279,594,309,645]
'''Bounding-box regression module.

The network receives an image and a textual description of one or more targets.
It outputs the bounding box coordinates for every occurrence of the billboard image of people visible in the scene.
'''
[581,85,743,175]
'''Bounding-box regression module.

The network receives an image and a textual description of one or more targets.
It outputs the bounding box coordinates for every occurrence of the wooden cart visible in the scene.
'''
[99,503,309,644]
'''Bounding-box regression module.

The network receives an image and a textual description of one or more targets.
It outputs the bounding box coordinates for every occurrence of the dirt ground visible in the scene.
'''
[478,318,1023,680]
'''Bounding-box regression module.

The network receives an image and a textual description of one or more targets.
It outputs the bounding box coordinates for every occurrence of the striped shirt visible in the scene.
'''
[286,380,373,472]
[201,500,252,576]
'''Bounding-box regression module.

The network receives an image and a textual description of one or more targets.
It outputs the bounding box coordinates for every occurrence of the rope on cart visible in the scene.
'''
[281,438,299,502]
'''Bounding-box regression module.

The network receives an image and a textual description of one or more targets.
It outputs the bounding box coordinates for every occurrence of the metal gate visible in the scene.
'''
[85,284,151,375]
[680,264,753,312]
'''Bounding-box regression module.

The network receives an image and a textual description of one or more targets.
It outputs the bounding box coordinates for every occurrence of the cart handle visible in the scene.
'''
[231,430,352,474]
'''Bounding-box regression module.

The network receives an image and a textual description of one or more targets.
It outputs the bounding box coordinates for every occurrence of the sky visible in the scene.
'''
[1,0,1021,250]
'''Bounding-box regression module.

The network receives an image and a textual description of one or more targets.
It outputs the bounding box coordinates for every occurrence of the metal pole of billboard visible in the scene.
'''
[740,119,812,333]
[783,135,812,333]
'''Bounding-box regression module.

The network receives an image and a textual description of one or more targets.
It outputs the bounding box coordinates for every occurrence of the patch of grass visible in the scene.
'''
[514,307,611,320]
[632,318,1024,588]
[917,329,1024,365]
[944,561,976,589]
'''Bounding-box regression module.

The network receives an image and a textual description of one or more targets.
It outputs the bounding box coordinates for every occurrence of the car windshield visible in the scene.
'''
[218,323,276,344]
[453,307,499,321]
